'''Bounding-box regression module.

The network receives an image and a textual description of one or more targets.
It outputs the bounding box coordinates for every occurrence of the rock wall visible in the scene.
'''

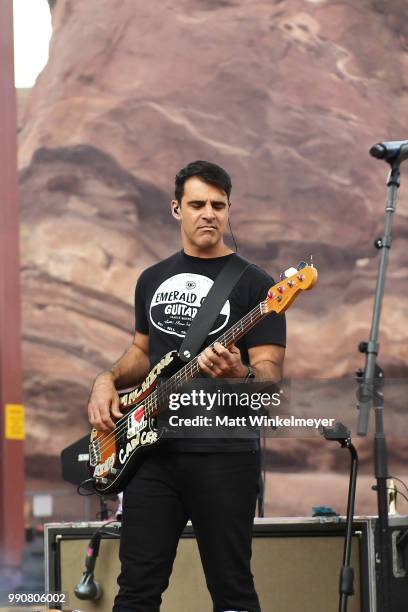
[18,0,408,489]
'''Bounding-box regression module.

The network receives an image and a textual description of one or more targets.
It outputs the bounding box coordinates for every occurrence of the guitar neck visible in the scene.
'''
[126,264,317,420]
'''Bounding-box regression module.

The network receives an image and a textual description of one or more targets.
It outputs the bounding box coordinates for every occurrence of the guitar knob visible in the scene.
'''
[96,477,109,485]
[277,286,285,294]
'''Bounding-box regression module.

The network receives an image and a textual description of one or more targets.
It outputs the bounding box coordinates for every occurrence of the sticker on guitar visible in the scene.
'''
[127,405,146,439]
[119,430,159,464]
[93,452,115,477]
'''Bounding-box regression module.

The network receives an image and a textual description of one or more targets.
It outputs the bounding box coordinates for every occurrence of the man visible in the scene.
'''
[88,160,286,612]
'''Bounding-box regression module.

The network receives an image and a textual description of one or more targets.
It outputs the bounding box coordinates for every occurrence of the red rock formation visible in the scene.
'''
[18,1,408,509]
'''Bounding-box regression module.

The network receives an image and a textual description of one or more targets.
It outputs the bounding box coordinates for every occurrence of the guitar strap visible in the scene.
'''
[178,254,249,362]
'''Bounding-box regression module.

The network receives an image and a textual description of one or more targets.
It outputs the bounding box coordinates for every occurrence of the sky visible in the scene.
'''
[13,0,52,88]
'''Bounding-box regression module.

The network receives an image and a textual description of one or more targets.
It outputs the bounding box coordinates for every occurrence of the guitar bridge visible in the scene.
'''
[89,440,101,467]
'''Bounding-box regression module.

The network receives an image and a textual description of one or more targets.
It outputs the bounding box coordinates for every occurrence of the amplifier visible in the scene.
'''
[44,516,408,612]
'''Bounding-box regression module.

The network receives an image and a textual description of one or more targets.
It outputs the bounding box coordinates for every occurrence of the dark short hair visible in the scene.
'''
[175,160,232,203]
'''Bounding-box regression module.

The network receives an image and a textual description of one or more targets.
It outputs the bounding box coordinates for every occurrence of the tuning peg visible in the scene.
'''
[297,261,307,271]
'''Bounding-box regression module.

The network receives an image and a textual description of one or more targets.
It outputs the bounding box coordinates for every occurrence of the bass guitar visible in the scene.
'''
[89,263,317,494]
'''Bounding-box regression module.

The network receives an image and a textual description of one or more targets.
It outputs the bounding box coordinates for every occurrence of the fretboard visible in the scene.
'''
[143,299,268,418]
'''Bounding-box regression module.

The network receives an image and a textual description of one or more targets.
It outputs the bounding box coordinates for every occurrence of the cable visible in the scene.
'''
[228,217,238,252]
[389,475,408,498]
[372,485,408,506]
[77,478,97,496]
[393,487,408,506]
[94,519,121,538]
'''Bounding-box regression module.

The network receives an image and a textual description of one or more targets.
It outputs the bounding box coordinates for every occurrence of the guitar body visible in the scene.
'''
[89,350,183,494]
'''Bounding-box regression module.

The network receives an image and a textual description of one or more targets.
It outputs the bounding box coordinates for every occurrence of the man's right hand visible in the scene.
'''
[87,372,123,432]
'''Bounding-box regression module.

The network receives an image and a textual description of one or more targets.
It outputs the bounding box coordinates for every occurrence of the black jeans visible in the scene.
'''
[112,451,261,612]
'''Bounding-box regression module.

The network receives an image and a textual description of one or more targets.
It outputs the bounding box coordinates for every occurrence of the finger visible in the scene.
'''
[202,349,218,368]
[202,346,225,371]
[211,343,234,369]
[88,403,106,430]
[88,403,96,425]
[198,354,217,376]
[98,404,116,431]
[213,342,228,356]
[205,363,221,378]
[213,342,231,363]
[95,418,112,433]
[89,409,100,429]
[203,346,220,366]
[92,415,110,433]
[215,342,236,363]
[88,393,114,431]
[110,396,123,419]
[211,364,222,378]
[228,343,240,355]
[198,354,212,372]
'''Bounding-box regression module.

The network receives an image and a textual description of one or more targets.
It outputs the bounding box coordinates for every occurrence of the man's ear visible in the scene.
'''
[171,199,181,220]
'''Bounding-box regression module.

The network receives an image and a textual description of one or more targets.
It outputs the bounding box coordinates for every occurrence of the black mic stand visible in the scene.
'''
[99,495,109,521]
[356,158,402,612]
[74,521,121,601]
[321,423,358,612]
[74,530,102,601]
[257,430,266,518]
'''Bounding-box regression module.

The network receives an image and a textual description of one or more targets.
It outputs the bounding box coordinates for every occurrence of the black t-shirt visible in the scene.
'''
[134,250,286,452]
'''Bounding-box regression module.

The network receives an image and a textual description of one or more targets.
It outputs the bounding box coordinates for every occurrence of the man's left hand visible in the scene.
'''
[198,342,248,378]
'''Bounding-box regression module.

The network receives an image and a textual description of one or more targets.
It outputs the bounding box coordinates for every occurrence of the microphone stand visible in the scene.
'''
[321,423,358,612]
[356,159,402,612]
[257,430,266,518]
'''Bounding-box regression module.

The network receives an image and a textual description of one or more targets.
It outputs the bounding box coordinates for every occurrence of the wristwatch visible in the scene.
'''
[245,365,256,381]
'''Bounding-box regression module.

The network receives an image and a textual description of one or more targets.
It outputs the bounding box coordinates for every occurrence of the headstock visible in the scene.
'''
[264,264,318,314]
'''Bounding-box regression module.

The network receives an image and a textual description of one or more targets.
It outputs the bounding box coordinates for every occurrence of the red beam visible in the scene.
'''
[0,0,25,566]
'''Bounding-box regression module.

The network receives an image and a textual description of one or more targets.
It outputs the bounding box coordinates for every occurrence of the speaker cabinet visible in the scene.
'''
[45,517,408,611]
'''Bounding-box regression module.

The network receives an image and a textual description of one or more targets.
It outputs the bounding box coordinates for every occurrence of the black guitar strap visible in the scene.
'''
[178,254,249,362]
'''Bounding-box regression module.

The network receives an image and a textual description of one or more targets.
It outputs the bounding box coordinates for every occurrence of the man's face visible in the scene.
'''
[174,177,230,251]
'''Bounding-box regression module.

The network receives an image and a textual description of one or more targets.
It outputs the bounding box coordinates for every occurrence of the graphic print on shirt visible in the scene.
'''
[149,273,230,338]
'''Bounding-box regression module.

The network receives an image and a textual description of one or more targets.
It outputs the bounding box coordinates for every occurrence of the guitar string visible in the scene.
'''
[151,302,267,412]
[94,267,313,459]
[94,300,268,458]
[93,289,297,461]
[94,300,267,458]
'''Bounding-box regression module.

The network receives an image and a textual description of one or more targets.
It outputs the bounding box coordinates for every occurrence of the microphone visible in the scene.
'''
[370,140,408,164]
[74,531,102,600]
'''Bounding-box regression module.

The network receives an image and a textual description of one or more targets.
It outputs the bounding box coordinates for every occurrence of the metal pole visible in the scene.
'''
[0,0,25,566]
[355,160,401,611]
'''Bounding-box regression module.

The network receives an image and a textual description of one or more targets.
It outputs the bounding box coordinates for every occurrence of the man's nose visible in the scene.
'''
[202,201,215,219]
